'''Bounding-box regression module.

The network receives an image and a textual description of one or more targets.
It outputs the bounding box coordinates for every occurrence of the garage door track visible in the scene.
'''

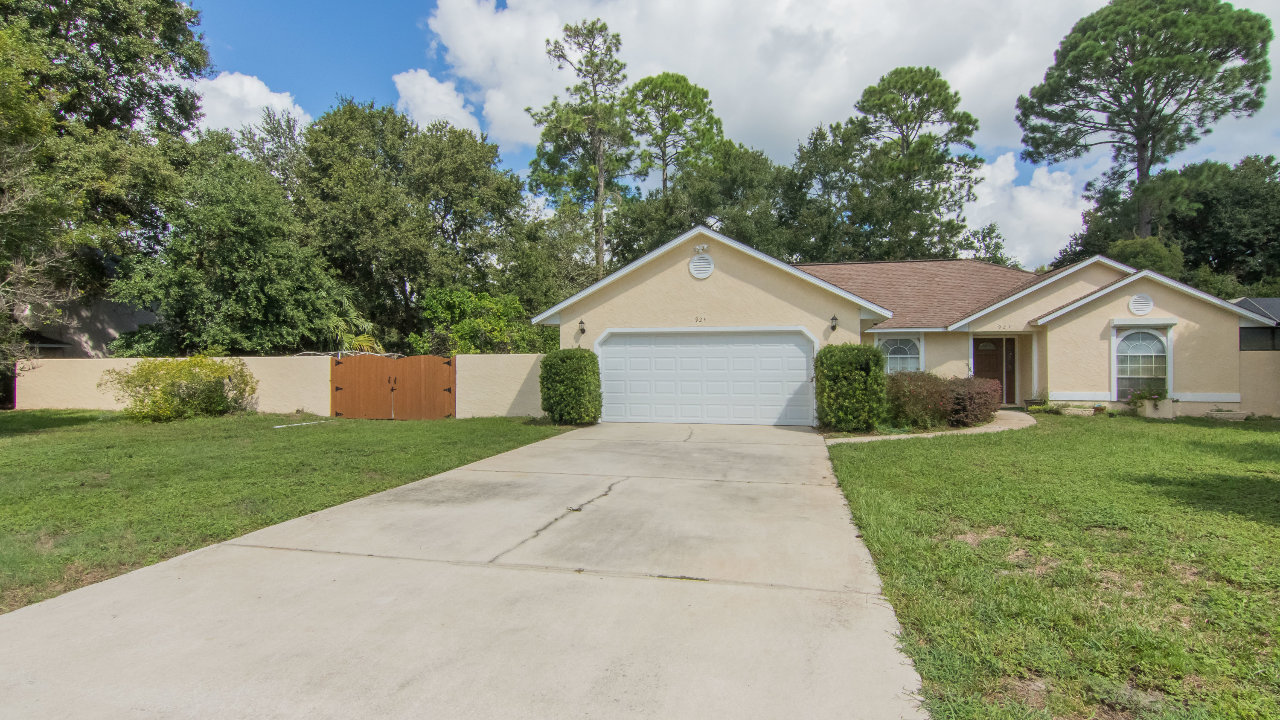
[0,423,924,719]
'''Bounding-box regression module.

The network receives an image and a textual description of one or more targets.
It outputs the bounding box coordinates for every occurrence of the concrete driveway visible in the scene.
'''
[0,423,924,719]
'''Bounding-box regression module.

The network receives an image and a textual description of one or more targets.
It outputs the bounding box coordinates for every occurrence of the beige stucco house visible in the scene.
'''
[533,226,1280,425]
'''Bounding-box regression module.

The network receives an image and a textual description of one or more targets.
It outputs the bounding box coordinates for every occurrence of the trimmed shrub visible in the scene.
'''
[886,371,952,430]
[99,356,258,422]
[814,344,887,432]
[948,376,1002,427]
[539,348,602,424]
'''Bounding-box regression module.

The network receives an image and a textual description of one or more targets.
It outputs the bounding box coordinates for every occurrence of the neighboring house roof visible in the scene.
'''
[1033,270,1278,326]
[794,259,1035,329]
[532,226,893,325]
[1234,297,1280,324]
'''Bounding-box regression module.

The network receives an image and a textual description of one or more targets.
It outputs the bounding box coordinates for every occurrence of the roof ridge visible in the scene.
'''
[793,258,1034,273]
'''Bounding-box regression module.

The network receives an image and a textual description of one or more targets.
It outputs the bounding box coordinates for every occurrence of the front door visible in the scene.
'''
[973,337,1017,405]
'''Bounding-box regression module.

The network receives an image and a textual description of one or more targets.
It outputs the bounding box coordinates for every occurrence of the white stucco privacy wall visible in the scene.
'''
[454,354,544,418]
[15,357,332,415]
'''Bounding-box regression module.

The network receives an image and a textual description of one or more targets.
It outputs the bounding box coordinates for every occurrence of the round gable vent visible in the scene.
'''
[689,253,714,279]
[1129,294,1154,316]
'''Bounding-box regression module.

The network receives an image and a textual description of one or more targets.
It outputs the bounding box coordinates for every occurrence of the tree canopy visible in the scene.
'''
[528,19,634,280]
[1017,0,1272,237]
[789,66,1007,263]
[9,7,1280,365]
[626,72,723,194]
[1,0,210,133]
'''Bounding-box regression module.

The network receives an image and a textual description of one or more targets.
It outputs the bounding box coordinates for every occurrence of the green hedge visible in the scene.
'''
[98,356,258,422]
[948,376,1002,427]
[539,348,602,424]
[814,343,886,432]
[887,371,952,430]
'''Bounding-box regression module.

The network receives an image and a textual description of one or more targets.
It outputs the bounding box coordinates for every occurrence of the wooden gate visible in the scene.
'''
[330,355,455,420]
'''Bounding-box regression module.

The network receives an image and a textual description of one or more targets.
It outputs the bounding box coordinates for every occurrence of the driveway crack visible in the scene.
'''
[487,478,627,563]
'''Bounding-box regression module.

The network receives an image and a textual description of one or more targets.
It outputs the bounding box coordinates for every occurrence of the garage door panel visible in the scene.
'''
[599,331,815,426]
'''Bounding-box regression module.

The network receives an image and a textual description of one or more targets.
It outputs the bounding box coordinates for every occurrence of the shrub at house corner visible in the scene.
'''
[539,349,602,425]
[815,344,887,432]
[99,356,258,422]
[886,371,952,430]
[947,376,1002,427]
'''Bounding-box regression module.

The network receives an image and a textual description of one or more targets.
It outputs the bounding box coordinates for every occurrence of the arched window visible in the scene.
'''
[1116,330,1166,400]
[880,338,921,373]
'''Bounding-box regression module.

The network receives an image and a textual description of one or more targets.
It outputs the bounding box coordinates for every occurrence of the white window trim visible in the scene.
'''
[876,334,924,373]
[1112,327,1171,402]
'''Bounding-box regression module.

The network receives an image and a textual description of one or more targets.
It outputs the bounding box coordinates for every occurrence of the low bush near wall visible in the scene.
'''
[98,356,259,422]
[948,376,1002,427]
[887,372,952,429]
[539,348,601,424]
[815,344,887,432]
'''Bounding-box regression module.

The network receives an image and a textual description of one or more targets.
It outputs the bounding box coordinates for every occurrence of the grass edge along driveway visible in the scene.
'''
[1,410,567,613]
[831,414,1280,720]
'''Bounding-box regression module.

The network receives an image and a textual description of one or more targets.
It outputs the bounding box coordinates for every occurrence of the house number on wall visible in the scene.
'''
[694,316,707,324]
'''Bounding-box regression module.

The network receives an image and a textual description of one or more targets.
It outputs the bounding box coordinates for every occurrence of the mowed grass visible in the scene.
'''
[0,410,567,613]
[830,414,1280,720]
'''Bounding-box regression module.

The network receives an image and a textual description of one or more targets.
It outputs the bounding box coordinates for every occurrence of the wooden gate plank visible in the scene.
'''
[394,355,454,420]
[331,355,395,419]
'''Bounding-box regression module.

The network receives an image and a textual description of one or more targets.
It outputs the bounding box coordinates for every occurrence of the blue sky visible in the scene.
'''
[187,0,1280,267]
[193,1,439,116]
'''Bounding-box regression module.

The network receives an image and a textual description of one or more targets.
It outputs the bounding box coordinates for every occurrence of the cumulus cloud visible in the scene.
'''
[189,71,311,131]
[425,0,1116,156]
[393,68,481,133]
[967,153,1104,268]
[417,0,1280,260]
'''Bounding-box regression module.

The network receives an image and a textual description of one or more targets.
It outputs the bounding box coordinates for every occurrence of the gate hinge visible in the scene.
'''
[335,386,343,391]
[334,360,342,366]
[335,412,344,417]
[444,358,452,367]
[444,387,452,393]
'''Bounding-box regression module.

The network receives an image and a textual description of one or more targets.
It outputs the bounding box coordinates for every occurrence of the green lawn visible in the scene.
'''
[831,414,1280,720]
[0,410,566,613]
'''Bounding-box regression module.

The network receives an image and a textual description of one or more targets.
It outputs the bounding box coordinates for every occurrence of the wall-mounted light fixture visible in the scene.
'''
[578,319,586,334]
[830,315,838,331]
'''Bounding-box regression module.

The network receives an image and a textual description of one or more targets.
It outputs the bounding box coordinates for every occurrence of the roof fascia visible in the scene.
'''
[531,225,893,324]
[945,256,1135,331]
[1033,270,1277,326]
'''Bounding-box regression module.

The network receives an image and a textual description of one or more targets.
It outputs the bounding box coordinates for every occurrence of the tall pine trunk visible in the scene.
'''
[593,132,606,279]
[1135,139,1153,238]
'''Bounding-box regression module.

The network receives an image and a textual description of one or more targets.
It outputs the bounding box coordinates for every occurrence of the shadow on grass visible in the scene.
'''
[0,410,118,437]
[1125,471,1280,525]
[1169,416,1280,434]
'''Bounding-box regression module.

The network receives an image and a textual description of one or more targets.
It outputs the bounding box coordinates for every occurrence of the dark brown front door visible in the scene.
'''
[973,337,1016,404]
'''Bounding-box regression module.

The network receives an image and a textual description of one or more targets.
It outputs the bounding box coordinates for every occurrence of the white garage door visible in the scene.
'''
[598,331,815,425]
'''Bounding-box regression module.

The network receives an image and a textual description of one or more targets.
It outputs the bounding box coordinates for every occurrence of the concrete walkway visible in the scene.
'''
[0,423,925,720]
[827,409,1036,445]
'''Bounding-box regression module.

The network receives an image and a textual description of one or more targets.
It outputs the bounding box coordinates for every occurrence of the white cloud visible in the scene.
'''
[967,153,1103,268]
[425,0,1120,156]
[393,68,481,133]
[418,0,1280,260]
[190,71,311,131]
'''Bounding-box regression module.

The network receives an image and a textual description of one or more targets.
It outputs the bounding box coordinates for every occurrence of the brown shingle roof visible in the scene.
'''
[794,259,1037,329]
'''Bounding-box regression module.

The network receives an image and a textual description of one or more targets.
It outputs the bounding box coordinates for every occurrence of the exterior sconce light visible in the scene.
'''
[578,320,586,334]
[830,315,838,331]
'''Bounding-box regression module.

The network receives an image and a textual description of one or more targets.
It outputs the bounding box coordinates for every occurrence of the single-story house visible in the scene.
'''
[532,226,1280,425]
